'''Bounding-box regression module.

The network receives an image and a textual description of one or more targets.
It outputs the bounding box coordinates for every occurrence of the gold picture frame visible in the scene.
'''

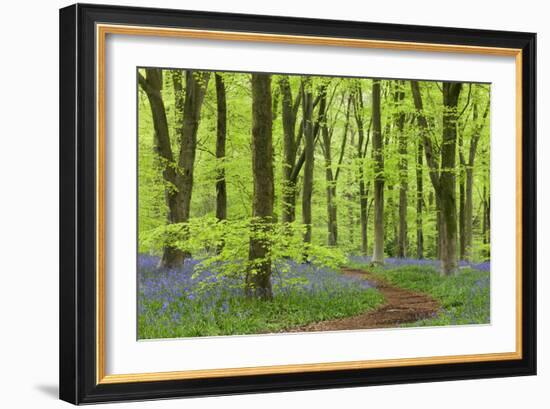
[60,3,536,404]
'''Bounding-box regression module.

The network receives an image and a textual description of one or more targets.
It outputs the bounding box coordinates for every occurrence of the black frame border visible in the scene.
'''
[60,3,536,404]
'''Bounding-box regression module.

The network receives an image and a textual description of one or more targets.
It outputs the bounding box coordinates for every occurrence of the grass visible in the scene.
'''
[138,256,385,339]
[351,262,490,327]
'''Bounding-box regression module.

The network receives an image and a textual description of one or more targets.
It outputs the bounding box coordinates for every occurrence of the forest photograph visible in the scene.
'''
[137,67,491,340]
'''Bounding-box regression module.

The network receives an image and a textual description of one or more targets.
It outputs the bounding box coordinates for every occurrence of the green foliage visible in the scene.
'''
[139,71,491,261]
[140,216,347,286]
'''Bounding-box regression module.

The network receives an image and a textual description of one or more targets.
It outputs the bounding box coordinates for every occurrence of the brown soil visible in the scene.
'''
[286,268,440,332]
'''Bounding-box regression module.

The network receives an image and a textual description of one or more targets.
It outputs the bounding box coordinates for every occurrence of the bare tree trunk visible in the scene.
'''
[371,79,384,264]
[246,73,274,300]
[416,140,424,258]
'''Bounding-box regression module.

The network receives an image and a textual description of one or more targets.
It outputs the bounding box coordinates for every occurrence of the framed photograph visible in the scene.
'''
[59,3,536,404]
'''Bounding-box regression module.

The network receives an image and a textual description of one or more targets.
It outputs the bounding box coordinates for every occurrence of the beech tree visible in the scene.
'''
[138,68,210,267]
[320,93,351,246]
[371,79,384,265]
[410,80,462,275]
[460,92,490,261]
[395,81,408,258]
[246,73,274,299]
[279,75,302,225]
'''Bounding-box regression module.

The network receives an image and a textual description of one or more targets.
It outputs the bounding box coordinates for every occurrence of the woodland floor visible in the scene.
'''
[285,268,441,332]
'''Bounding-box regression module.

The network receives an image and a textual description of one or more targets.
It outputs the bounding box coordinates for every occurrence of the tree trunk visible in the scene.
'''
[435,192,442,259]
[411,80,461,274]
[346,192,355,247]
[459,172,466,260]
[215,74,227,223]
[177,70,210,226]
[415,140,424,259]
[246,73,274,300]
[279,76,300,225]
[352,85,369,256]
[327,97,351,248]
[214,74,227,254]
[458,130,466,260]
[138,68,185,268]
[322,124,338,246]
[371,79,384,264]
[463,168,473,260]
[396,82,408,258]
[439,82,462,275]
[482,180,490,259]
[301,78,316,249]
[464,100,489,261]
[162,70,211,266]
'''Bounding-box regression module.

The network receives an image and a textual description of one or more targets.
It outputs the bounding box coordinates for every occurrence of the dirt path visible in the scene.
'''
[286,268,440,332]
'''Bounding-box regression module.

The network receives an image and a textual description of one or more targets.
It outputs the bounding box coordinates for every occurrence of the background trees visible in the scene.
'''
[139,68,491,286]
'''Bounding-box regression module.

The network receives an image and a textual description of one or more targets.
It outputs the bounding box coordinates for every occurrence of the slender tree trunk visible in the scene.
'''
[279,76,300,225]
[359,179,369,255]
[459,174,466,259]
[464,168,474,259]
[322,124,338,246]
[458,131,466,260]
[371,79,384,264]
[352,85,369,256]
[396,83,408,258]
[246,73,274,300]
[439,82,462,275]
[482,180,490,259]
[416,140,424,259]
[386,186,396,256]
[215,74,227,222]
[464,100,489,261]
[435,192,442,259]
[214,74,227,254]
[301,78,315,249]
[324,100,350,247]
[346,192,355,247]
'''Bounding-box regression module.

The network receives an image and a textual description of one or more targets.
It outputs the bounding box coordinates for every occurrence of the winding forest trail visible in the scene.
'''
[287,268,440,332]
